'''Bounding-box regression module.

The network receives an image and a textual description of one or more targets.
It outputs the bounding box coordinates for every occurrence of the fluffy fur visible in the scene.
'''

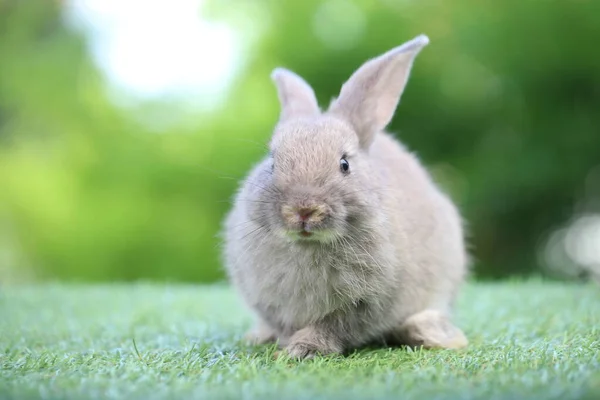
[222,34,468,359]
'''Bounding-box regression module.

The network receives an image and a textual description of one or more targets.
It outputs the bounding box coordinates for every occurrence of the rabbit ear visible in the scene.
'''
[271,68,320,122]
[328,34,429,148]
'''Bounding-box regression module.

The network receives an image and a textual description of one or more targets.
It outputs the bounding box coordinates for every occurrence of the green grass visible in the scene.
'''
[1,281,599,400]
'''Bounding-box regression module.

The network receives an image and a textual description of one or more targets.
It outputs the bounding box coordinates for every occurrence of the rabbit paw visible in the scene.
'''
[284,342,321,360]
[395,309,468,349]
[281,326,343,360]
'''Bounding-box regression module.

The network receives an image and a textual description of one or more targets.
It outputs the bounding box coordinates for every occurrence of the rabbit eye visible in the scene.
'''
[340,157,350,174]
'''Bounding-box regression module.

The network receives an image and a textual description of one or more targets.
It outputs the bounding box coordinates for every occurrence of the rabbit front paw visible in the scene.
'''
[284,342,322,359]
[282,326,343,360]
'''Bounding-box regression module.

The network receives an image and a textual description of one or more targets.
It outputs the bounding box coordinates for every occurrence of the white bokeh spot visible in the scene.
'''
[63,0,240,103]
[564,214,600,268]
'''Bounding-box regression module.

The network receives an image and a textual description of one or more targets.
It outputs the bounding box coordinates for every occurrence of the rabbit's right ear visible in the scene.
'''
[271,68,320,122]
[328,35,429,148]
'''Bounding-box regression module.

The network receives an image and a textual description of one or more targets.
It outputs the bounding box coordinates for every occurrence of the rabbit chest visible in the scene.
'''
[244,240,389,332]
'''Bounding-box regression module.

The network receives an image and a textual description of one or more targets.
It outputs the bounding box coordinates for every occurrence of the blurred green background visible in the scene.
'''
[1,0,599,284]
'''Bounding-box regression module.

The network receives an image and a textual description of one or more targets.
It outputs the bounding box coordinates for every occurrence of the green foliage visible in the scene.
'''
[1,0,599,281]
[1,281,599,399]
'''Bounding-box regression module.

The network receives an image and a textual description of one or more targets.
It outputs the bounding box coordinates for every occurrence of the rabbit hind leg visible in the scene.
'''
[385,309,468,350]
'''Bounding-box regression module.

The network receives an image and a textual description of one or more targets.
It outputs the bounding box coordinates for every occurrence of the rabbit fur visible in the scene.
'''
[222,34,468,359]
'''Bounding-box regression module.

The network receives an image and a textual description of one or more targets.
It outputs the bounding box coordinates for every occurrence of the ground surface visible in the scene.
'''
[1,281,599,400]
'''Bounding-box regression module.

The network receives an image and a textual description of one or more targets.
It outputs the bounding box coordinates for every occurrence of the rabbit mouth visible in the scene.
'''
[299,229,313,238]
[286,223,338,242]
[280,213,339,242]
[299,221,313,236]
[296,222,315,239]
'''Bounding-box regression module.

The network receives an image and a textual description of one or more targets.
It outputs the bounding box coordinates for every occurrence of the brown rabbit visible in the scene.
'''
[222,34,468,359]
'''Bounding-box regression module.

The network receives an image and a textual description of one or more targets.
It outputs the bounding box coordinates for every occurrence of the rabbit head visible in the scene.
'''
[249,35,429,243]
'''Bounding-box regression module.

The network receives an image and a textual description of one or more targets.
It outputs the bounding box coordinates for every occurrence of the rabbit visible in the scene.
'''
[222,34,468,359]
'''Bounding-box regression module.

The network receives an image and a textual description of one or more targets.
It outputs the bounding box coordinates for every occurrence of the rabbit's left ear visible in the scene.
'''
[328,34,429,148]
[271,68,320,122]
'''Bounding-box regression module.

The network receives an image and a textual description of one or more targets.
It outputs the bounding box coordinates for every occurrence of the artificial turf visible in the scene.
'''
[1,280,599,399]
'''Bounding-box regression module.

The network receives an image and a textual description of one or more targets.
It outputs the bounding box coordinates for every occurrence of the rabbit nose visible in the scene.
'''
[297,207,315,221]
[281,204,327,224]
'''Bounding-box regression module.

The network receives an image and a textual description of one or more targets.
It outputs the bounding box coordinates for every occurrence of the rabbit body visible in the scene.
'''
[223,35,468,358]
